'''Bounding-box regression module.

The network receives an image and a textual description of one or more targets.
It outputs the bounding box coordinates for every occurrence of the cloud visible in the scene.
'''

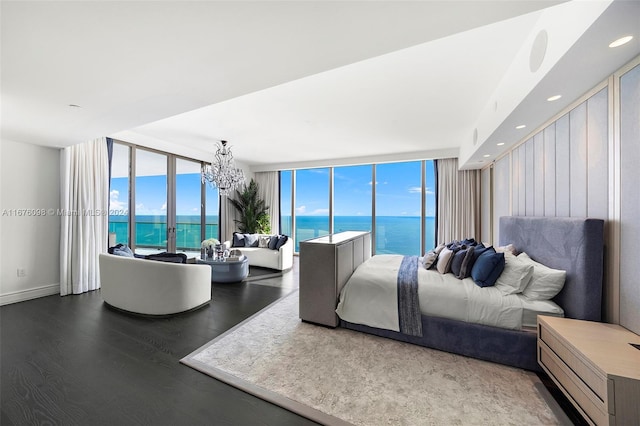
[425,187,435,195]
[161,202,167,211]
[408,186,422,193]
[311,208,329,215]
[109,189,126,210]
[296,205,306,214]
[368,181,378,186]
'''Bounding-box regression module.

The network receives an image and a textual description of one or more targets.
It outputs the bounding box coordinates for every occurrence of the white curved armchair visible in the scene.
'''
[99,254,212,315]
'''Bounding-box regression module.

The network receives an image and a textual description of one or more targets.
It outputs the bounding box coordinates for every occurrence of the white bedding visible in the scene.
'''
[335,255,564,332]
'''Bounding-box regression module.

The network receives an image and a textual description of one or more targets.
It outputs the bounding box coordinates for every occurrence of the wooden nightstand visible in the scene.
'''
[537,316,640,426]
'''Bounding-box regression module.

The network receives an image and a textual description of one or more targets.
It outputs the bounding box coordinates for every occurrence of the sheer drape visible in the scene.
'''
[220,196,238,243]
[254,171,280,234]
[60,138,109,295]
[436,158,481,244]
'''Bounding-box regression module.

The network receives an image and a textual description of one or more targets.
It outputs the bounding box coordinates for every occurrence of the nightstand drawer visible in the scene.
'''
[539,323,607,402]
[539,341,608,426]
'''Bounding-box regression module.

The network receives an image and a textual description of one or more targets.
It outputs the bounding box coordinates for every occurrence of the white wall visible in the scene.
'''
[0,139,61,304]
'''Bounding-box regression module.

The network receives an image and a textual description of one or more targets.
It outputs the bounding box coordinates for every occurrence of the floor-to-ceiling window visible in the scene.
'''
[333,165,372,233]
[135,149,168,252]
[280,170,293,236]
[109,142,219,255]
[294,168,330,251]
[175,158,203,252]
[424,160,436,250]
[108,143,130,245]
[279,160,436,256]
[375,161,422,255]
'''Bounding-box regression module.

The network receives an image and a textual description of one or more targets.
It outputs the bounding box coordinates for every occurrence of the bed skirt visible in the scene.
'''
[341,315,541,372]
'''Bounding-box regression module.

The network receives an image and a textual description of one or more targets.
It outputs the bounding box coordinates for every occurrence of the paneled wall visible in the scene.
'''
[485,57,640,329]
[507,88,608,220]
[619,63,640,334]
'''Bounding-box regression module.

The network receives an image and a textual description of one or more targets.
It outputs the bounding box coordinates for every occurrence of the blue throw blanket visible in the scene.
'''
[397,256,422,337]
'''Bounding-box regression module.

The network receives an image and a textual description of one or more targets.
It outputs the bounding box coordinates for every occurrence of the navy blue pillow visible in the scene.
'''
[450,249,468,278]
[145,252,187,263]
[232,232,245,247]
[268,235,279,250]
[275,235,288,250]
[470,251,505,287]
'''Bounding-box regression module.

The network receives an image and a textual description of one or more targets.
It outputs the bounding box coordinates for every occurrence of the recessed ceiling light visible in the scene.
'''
[497,142,505,146]
[516,125,526,129]
[609,36,633,48]
[547,95,562,102]
[483,154,490,158]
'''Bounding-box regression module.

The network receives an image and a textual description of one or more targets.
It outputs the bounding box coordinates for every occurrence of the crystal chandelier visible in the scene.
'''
[201,140,245,196]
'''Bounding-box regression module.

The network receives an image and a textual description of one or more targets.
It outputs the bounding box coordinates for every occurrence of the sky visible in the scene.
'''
[287,161,436,217]
[110,160,436,218]
[110,174,219,217]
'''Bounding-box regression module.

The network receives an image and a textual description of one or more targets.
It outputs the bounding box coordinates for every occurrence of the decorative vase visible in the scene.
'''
[206,246,214,260]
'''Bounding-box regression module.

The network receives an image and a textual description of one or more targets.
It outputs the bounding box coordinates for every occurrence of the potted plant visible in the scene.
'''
[229,179,271,234]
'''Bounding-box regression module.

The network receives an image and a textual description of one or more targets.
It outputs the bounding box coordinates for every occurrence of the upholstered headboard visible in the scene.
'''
[499,216,604,322]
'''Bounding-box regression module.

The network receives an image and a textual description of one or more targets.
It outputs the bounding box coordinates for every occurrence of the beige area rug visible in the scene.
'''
[181,292,566,426]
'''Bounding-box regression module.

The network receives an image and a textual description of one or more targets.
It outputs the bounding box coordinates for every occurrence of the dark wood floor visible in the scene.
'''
[2,265,586,426]
[1,275,317,426]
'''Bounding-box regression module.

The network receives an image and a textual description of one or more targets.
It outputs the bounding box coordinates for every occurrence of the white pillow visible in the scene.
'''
[495,243,518,257]
[258,236,271,248]
[494,255,534,295]
[518,252,567,300]
[436,247,455,274]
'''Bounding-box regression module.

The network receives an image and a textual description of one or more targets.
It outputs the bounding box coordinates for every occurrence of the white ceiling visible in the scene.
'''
[2,1,639,171]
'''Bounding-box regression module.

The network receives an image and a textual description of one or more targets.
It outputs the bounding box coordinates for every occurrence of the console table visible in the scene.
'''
[537,316,640,425]
[299,231,371,327]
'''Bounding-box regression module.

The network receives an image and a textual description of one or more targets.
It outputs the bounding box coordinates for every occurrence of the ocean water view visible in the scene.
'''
[110,215,435,256]
[109,215,219,251]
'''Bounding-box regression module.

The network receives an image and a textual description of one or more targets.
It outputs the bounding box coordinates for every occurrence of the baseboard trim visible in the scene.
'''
[0,283,60,306]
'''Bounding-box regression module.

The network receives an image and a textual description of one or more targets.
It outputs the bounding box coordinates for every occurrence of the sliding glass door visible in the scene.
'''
[109,142,219,256]
[175,158,203,253]
[134,149,168,253]
[108,143,130,246]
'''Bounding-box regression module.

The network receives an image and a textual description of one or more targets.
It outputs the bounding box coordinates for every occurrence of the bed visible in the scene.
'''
[337,216,605,371]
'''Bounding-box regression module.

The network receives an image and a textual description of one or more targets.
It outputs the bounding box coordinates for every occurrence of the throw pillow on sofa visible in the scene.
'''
[275,235,288,250]
[268,235,279,250]
[244,233,260,247]
[109,244,134,257]
[258,236,271,248]
[232,232,246,247]
[145,252,187,264]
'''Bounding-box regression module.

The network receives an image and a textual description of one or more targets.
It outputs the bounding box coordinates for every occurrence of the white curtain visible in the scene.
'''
[221,196,239,243]
[254,171,280,234]
[60,138,109,295]
[436,158,481,245]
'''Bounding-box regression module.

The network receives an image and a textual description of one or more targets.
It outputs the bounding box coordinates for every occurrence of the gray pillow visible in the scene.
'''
[112,245,134,257]
[232,232,245,247]
[458,246,476,279]
[244,233,259,247]
[422,244,445,269]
